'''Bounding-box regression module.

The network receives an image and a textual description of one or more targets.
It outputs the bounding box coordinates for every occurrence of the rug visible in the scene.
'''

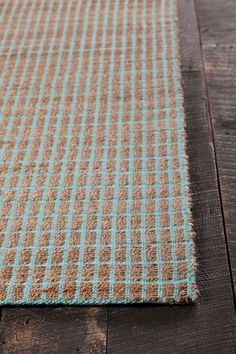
[0,0,198,304]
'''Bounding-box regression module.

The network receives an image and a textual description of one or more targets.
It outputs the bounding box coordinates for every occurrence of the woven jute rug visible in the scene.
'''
[0,0,197,304]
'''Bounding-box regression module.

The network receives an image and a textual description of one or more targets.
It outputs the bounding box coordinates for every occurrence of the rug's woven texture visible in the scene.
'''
[0,0,197,304]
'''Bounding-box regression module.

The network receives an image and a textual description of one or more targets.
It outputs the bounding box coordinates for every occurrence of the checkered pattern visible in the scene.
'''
[0,0,197,304]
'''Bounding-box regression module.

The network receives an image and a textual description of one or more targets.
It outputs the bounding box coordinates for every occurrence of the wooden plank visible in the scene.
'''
[195,0,236,295]
[201,46,236,293]
[176,0,202,71]
[106,0,236,353]
[0,307,107,353]
[195,0,236,45]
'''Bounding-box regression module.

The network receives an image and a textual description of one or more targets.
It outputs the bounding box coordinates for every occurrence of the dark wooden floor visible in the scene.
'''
[1,0,236,353]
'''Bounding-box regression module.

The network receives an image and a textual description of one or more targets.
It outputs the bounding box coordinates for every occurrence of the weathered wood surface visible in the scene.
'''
[0,307,107,354]
[195,0,236,296]
[0,0,236,353]
[195,0,236,45]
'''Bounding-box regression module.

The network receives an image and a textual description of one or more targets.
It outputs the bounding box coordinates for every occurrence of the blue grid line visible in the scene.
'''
[4,278,191,288]
[139,0,148,300]
[1,84,164,100]
[1,208,188,220]
[0,167,185,180]
[169,0,188,287]
[52,67,176,76]
[0,258,192,270]
[20,0,79,301]
[1,197,188,208]
[124,0,140,300]
[0,160,184,173]
[152,0,163,298]
[1,224,192,235]
[4,277,190,287]
[0,153,187,167]
[1,240,192,251]
[166,0,189,289]
[0,136,184,149]
[0,106,184,122]
[0,165,183,176]
[91,0,122,300]
[0,258,191,270]
[0,181,185,193]
[107,0,130,301]
[0,44,177,57]
[1,95,181,111]
[0,297,188,306]
[161,0,178,298]
[169,0,195,296]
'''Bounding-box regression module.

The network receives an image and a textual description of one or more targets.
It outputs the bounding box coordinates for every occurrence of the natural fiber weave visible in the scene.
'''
[0,0,197,304]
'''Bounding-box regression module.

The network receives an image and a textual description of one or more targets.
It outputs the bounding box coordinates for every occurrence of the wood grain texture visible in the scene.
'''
[176,0,202,71]
[0,307,107,354]
[106,0,236,353]
[195,0,236,45]
[195,0,236,295]
[201,46,236,294]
